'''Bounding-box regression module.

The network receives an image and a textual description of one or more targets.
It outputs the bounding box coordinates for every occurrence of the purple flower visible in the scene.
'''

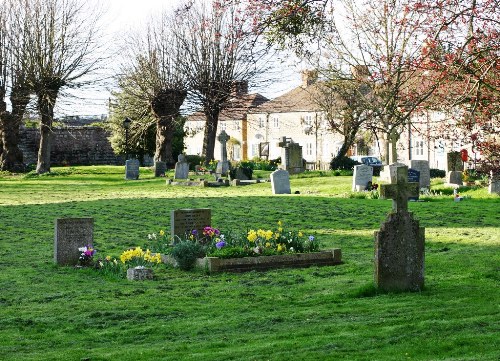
[215,241,226,249]
[191,229,198,235]
[308,236,315,241]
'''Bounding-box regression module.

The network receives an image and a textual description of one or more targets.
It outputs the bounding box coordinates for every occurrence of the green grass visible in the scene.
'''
[1,166,499,361]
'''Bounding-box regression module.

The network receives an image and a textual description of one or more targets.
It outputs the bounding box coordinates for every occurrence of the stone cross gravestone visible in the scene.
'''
[278,137,304,174]
[409,160,430,189]
[270,169,291,194]
[375,164,425,292]
[154,161,167,177]
[407,168,420,200]
[216,130,231,175]
[125,159,140,180]
[54,218,94,266]
[174,154,189,179]
[171,208,211,239]
[352,164,373,191]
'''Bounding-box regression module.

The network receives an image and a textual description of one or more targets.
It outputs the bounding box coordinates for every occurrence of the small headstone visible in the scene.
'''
[125,159,140,180]
[127,267,154,281]
[375,165,424,292]
[352,164,373,191]
[154,161,167,177]
[54,218,94,266]
[216,130,231,175]
[270,169,291,194]
[171,208,211,239]
[174,154,189,179]
[234,167,251,180]
[409,160,430,189]
[407,168,420,200]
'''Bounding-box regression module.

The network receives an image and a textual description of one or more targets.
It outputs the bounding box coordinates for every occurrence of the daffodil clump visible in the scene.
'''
[119,247,162,268]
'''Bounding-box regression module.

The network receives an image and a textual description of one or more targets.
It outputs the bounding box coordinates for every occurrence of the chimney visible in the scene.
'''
[301,70,318,88]
[231,81,248,96]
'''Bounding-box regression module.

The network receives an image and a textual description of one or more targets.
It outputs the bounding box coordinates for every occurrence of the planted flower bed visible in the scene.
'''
[151,222,343,273]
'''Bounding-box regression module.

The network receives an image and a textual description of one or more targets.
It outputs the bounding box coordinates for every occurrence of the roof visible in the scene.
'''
[249,82,324,114]
[188,93,269,122]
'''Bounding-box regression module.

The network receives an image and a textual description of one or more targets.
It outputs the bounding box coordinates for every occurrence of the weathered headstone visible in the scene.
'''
[352,164,373,191]
[445,152,463,187]
[446,171,463,186]
[278,137,304,174]
[216,130,231,175]
[174,154,189,179]
[379,162,406,183]
[375,165,425,292]
[54,218,94,266]
[171,208,211,239]
[270,169,291,194]
[234,167,250,180]
[410,160,430,189]
[154,161,167,177]
[489,171,500,195]
[407,168,420,200]
[125,159,140,180]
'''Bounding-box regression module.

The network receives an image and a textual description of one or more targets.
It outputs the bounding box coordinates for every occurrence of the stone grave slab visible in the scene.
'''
[54,218,94,266]
[171,208,211,239]
[352,164,373,191]
[410,160,430,189]
[375,165,425,292]
[270,169,291,194]
[154,161,167,177]
[125,159,140,180]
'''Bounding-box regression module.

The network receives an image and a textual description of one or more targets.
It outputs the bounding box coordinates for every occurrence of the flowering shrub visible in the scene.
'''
[119,247,162,268]
[78,245,96,266]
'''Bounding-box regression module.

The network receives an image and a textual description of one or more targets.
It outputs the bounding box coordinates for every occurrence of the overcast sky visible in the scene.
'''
[56,0,301,116]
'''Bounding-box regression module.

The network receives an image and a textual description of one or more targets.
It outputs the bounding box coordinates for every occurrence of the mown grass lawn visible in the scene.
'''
[0,166,499,361]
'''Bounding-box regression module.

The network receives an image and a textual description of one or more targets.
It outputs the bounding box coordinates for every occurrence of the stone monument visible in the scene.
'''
[54,218,94,266]
[445,152,463,186]
[278,137,304,174]
[171,208,211,239]
[489,171,500,195]
[125,159,140,180]
[407,168,420,200]
[215,130,231,175]
[409,160,430,189]
[270,169,291,194]
[154,161,167,177]
[375,164,425,292]
[352,164,373,191]
[174,154,189,179]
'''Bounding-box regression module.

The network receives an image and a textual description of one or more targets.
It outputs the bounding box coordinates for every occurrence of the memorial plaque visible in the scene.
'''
[170,208,211,239]
[54,218,94,266]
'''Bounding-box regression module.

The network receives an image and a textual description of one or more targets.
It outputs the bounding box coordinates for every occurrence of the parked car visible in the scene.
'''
[350,155,383,175]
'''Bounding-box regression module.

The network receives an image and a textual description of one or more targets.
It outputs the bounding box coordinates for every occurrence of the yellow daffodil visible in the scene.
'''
[159,229,165,236]
[298,231,303,237]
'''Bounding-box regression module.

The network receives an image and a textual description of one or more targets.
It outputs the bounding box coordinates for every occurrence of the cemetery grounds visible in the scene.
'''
[0,166,499,361]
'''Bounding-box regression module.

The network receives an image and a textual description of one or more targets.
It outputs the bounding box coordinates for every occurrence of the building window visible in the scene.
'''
[234,121,240,131]
[273,116,279,128]
[233,145,241,160]
[220,122,226,131]
[304,115,312,126]
[251,144,259,157]
[259,117,264,128]
[414,140,424,156]
[306,143,313,156]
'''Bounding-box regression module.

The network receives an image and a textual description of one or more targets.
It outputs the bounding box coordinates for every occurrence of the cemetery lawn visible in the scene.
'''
[0,166,499,361]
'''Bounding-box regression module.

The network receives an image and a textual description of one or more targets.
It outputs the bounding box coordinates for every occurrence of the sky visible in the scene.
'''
[58,0,301,117]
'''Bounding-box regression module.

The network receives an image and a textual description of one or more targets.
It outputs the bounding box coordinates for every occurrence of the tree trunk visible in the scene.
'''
[154,115,175,165]
[203,110,219,165]
[36,90,58,174]
[330,127,359,166]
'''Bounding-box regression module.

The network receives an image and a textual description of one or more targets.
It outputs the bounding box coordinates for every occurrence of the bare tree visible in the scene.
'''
[23,0,103,174]
[118,12,188,166]
[0,0,32,172]
[175,0,269,164]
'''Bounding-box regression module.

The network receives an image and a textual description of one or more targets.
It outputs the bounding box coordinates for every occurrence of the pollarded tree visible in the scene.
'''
[175,0,269,165]
[23,0,103,174]
[0,0,32,172]
[118,12,188,166]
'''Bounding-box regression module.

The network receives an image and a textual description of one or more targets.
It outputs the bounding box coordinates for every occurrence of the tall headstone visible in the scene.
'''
[446,152,463,186]
[174,154,189,179]
[270,169,291,194]
[54,218,94,266]
[375,165,425,292]
[171,208,211,239]
[216,130,231,175]
[409,160,430,189]
[154,161,167,177]
[125,159,140,180]
[278,137,304,174]
[352,164,373,191]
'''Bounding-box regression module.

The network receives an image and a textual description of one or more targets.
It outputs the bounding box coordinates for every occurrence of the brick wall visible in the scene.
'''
[19,126,125,166]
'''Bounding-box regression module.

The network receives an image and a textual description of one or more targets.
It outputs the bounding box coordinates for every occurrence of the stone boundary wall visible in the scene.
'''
[19,126,124,166]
